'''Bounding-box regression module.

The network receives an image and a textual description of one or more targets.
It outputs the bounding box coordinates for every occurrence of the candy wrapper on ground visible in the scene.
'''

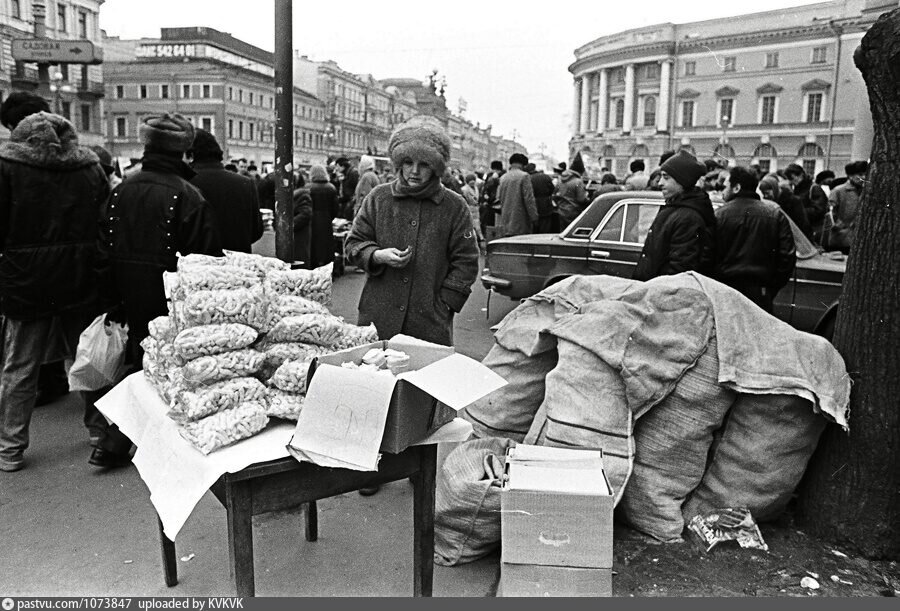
[178,401,269,454]
[169,376,268,422]
[263,263,333,304]
[223,250,289,278]
[173,323,258,361]
[176,253,225,271]
[687,508,769,553]
[179,349,266,388]
[266,389,305,421]
[179,286,268,331]
[266,313,344,347]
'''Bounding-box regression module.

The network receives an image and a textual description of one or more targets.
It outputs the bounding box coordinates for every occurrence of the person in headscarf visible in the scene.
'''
[353,155,381,219]
[308,164,341,269]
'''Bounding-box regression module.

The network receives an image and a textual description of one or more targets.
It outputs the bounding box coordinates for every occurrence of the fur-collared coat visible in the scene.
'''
[345,182,479,346]
[0,112,109,319]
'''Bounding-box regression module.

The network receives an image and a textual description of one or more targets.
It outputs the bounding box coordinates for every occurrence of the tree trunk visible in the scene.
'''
[798,8,900,559]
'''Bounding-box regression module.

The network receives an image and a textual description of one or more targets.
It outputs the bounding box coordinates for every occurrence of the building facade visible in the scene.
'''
[0,0,105,146]
[568,0,892,178]
[104,27,327,168]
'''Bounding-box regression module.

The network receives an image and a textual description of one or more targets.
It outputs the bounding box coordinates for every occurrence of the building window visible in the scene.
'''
[160,84,169,99]
[805,92,824,123]
[800,143,824,176]
[80,104,91,132]
[249,92,254,105]
[614,99,625,128]
[202,84,211,98]
[238,121,244,140]
[115,117,127,137]
[644,63,660,80]
[11,0,20,19]
[765,52,779,69]
[754,143,776,174]
[811,46,828,64]
[760,95,777,124]
[723,57,736,72]
[248,122,255,141]
[77,10,88,38]
[201,117,212,132]
[616,68,625,84]
[61,101,71,121]
[228,87,233,100]
[115,85,124,99]
[643,96,656,127]
[719,98,734,126]
[228,119,234,138]
[57,4,67,32]
[182,84,191,99]
[680,100,695,127]
[238,89,244,103]
[139,85,148,99]
[684,61,696,76]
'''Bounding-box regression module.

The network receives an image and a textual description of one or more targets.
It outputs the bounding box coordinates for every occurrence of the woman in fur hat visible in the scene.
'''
[345,116,479,347]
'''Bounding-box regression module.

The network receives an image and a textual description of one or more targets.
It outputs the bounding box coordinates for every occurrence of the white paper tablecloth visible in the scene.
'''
[96,372,473,540]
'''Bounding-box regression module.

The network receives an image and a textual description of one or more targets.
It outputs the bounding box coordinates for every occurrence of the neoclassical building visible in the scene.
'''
[568,0,893,178]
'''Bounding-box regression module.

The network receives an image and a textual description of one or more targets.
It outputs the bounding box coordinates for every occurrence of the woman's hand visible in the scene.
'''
[373,246,412,268]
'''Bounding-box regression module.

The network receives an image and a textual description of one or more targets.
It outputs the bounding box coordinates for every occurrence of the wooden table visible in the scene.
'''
[158,444,437,597]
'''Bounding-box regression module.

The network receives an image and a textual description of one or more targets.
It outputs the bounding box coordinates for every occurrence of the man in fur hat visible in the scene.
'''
[95,114,222,468]
[498,153,538,237]
[633,150,716,281]
[0,111,109,472]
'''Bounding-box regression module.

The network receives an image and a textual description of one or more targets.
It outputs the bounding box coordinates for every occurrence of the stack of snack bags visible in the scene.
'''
[140,252,378,454]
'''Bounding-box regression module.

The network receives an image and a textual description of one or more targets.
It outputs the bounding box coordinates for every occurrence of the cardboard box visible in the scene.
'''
[306,334,506,454]
[501,444,614,569]
[498,563,612,597]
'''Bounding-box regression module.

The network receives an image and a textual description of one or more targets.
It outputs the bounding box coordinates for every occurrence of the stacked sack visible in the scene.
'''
[259,260,377,420]
[141,252,378,454]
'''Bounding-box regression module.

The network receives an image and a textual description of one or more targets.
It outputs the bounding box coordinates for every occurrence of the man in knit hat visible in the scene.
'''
[554,153,588,228]
[345,114,478,496]
[93,114,222,468]
[497,153,538,237]
[633,150,716,281]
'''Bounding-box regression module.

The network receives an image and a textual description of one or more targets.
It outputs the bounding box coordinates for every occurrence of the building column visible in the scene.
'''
[596,68,609,136]
[623,64,636,134]
[657,60,671,133]
[580,72,593,136]
[572,78,582,136]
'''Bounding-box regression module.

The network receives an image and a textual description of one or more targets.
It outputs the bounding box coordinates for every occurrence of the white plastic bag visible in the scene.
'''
[67,315,129,391]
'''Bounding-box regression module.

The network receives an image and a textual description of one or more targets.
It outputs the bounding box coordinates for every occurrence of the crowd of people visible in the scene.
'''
[0,86,870,478]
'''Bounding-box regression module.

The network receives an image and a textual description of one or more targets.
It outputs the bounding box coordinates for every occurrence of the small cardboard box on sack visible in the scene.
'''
[499,444,614,597]
[302,334,506,455]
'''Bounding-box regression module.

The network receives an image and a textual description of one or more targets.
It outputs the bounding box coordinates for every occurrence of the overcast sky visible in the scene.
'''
[101,0,822,161]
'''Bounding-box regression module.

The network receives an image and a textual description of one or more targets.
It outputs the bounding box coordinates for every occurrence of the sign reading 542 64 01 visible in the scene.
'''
[12,39,103,64]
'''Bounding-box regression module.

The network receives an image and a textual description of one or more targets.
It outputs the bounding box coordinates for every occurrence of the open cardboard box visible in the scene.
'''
[304,334,506,454]
[501,444,614,570]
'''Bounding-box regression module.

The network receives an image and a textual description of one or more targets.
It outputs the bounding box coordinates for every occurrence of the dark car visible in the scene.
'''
[481,191,843,336]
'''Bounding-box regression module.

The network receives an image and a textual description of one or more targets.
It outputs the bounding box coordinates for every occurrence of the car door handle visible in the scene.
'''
[590,250,611,259]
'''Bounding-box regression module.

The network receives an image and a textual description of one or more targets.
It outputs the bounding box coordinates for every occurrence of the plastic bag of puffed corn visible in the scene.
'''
[263,263,333,304]
[169,376,268,422]
[266,389,305,421]
[173,323,258,361]
[178,401,269,454]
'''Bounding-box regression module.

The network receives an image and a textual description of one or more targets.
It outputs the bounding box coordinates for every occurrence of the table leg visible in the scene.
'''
[304,501,318,542]
[412,445,437,597]
[159,518,177,587]
[225,480,255,597]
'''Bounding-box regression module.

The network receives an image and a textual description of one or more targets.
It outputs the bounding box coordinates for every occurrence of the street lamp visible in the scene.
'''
[49,71,76,117]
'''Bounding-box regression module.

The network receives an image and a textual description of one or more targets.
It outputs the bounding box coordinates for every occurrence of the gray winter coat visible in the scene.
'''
[345,182,479,346]
[498,167,538,237]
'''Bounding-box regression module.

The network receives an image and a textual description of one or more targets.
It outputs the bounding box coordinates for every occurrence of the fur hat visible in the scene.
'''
[389,115,451,175]
[309,164,329,182]
[189,128,223,162]
[570,152,586,175]
[783,163,805,178]
[1,91,51,130]
[660,150,706,190]
[553,162,567,174]
[140,113,195,154]
[0,111,97,171]
[509,153,529,167]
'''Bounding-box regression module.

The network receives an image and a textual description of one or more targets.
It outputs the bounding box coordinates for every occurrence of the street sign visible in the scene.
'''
[11,39,102,64]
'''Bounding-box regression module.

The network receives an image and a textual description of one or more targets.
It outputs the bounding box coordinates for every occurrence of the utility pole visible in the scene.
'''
[32,1,51,98]
[273,0,294,263]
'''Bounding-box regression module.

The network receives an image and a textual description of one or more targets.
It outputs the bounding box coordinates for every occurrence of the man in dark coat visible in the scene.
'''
[96,114,222,467]
[0,112,109,472]
[527,163,557,233]
[335,157,359,220]
[188,129,263,253]
[714,166,796,313]
[307,164,341,269]
[479,160,504,234]
[759,174,810,237]
[633,150,716,281]
[784,163,828,245]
